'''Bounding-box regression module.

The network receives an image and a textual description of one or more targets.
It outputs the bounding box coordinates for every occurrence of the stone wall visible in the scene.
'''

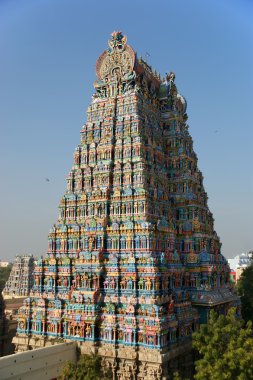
[0,341,77,380]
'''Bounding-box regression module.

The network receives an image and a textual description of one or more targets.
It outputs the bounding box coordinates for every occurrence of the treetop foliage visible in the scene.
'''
[192,307,253,380]
[237,263,253,324]
[59,353,111,380]
[0,264,12,291]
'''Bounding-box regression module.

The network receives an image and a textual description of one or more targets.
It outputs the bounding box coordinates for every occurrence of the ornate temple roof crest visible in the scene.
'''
[94,32,162,100]
[96,32,135,82]
[108,31,127,51]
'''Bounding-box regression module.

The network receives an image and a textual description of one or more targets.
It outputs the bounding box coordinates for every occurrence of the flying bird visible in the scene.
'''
[45,178,50,182]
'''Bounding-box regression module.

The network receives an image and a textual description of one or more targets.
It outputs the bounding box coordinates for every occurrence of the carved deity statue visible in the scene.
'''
[88,236,95,251]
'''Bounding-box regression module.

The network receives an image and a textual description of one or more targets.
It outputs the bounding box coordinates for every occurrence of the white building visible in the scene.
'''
[228,251,253,282]
[228,251,253,271]
[0,261,10,268]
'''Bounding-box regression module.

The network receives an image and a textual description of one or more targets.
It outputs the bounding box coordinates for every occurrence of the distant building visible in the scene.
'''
[230,270,236,283]
[0,293,18,357]
[0,292,6,356]
[0,261,10,268]
[4,298,26,320]
[228,251,253,282]
[3,255,35,298]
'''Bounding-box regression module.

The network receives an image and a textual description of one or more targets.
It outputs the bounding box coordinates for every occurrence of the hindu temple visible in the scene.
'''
[3,255,35,298]
[14,32,239,379]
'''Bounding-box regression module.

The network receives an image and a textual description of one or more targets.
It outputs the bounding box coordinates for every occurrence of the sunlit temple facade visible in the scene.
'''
[14,32,238,379]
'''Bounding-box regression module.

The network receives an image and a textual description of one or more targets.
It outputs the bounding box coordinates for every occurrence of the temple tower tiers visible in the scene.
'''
[3,255,35,298]
[14,33,239,379]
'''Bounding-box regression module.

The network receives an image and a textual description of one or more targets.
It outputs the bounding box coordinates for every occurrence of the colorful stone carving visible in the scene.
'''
[15,32,239,378]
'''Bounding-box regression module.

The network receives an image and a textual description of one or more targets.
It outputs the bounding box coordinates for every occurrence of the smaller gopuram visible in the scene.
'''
[3,255,35,298]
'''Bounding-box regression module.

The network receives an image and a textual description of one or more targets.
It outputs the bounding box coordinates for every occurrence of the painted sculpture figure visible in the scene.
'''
[14,32,239,379]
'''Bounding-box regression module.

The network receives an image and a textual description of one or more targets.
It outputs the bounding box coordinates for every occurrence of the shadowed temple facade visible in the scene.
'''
[0,292,6,356]
[14,32,239,379]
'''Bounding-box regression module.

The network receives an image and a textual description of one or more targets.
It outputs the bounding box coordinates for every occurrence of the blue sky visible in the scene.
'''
[0,0,252,261]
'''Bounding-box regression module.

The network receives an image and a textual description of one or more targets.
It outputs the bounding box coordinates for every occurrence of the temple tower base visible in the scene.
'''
[13,335,194,379]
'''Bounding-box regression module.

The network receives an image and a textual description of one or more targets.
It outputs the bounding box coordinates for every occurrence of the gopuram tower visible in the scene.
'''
[14,32,238,379]
[3,255,35,298]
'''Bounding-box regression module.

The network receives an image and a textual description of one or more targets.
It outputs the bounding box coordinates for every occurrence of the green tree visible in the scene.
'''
[0,264,12,290]
[192,307,253,380]
[59,353,111,380]
[237,263,253,324]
